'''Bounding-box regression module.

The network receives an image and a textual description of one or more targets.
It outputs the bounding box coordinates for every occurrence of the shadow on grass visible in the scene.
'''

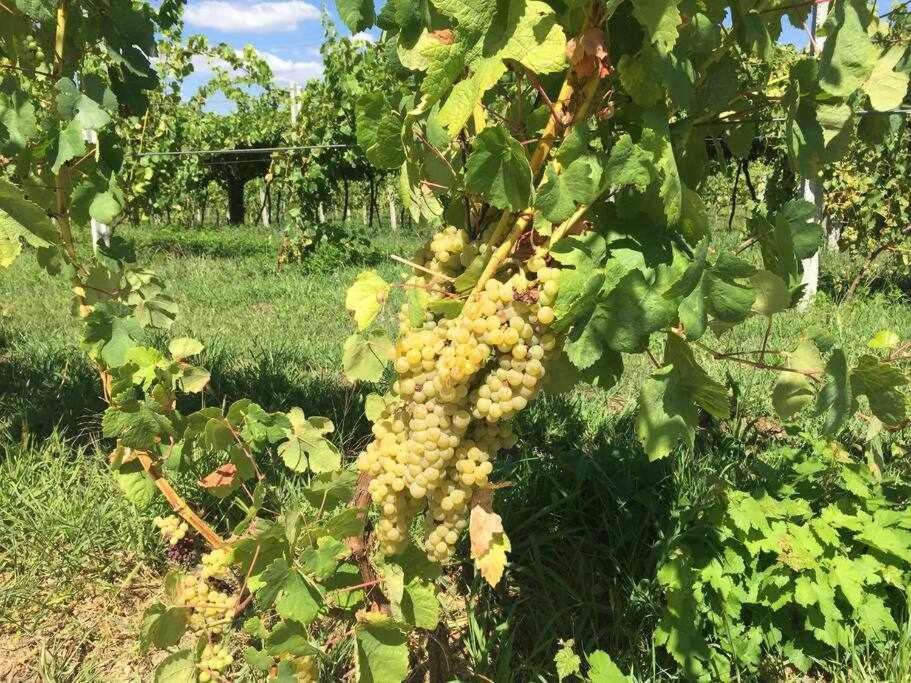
[0,329,372,456]
[464,393,737,680]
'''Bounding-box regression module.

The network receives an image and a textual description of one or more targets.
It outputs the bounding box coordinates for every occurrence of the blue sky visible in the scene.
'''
[177,0,897,107]
[177,0,379,106]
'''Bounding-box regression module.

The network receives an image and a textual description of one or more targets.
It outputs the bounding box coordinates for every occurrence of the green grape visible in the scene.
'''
[154,514,189,545]
[200,547,234,580]
[197,641,233,682]
[357,262,560,562]
[175,574,235,634]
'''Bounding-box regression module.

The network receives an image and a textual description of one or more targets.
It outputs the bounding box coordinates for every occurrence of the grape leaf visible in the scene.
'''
[465,125,532,211]
[818,0,877,98]
[0,85,37,153]
[555,641,581,681]
[169,337,204,361]
[140,604,190,653]
[567,268,678,363]
[815,349,855,436]
[343,330,392,383]
[113,458,157,508]
[850,355,908,427]
[0,178,58,248]
[399,580,440,629]
[13,0,54,19]
[773,339,824,421]
[868,330,900,350]
[633,0,681,53]
[265,620,321,657]
[337,0,376,32]
[587,650,629,682]
[275,571,322,626]
[637,365,696,460]
[346,270,390,331]
[356,93,405,169]
[278,408,340,473]
[750,270,790,316]
[469,505,510,586]
[864,45,911,112]
[356,614,409,683]
[154,649,196,683]
[534,157,601,222]
[604,133,655,190]
[617,49,665,107]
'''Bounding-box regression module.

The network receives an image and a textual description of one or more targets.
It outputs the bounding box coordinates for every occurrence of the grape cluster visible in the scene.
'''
[175,574,235,633]
[197,642,233,682]
[200,548,233,581]
[22,35,44,61]
[425,226,474,274]
[154,514,189,546]
[357,233,560,562]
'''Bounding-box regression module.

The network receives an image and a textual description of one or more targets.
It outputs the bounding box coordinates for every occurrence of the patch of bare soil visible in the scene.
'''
[0,564,163,682]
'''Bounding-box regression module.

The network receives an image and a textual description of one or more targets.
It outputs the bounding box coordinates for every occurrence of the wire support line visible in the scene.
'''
[128,143,353,158]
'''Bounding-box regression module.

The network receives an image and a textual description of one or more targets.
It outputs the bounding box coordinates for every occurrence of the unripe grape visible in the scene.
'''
[537,307,555,325]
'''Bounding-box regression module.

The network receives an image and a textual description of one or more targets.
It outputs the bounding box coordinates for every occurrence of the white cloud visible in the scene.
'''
[350,31,375,43]
[258,50,323,83]
[189,49,323,84]
[185,1,321,33]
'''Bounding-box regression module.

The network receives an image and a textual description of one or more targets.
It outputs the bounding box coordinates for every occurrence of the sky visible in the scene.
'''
[176,0,379,108]
[175,0,897,109]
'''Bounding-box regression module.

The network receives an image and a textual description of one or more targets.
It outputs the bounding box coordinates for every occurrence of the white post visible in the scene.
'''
[290,83,301,126]
[798,0,829,310]
[387,187,397,232]
[260,185,271,227]
[84,129,111,252]
[318,202,325,223]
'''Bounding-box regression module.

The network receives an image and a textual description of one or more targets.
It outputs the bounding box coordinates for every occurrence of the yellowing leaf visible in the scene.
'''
[868,329,900,350]
[469,505,510,587]
[863,44,910,112]
[346,271,390,331]
[169,337,204,361]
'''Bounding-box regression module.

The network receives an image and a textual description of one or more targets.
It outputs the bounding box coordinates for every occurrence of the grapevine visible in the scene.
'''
[360,248,563,561]
[2,0,911,680]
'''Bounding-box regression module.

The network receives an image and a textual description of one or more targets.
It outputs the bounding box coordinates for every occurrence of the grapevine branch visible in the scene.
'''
[344,11,601,609]
[133,449,227,548]
[473,74,601,296]
[347,471,388,611]
[692,339,822,382]
[485,59,595,249]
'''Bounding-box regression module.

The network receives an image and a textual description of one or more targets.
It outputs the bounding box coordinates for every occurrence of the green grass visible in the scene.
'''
[0,434,161,681]
[1,220,910,680]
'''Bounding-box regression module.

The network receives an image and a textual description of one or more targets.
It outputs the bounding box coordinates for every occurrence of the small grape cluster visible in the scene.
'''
[425,226,475,274]
[24,35,46,64]
[175,574,235,633]
[200,548,234,581]
[154,514,189,545]
[197,642,233,682]
[357,228,560,562]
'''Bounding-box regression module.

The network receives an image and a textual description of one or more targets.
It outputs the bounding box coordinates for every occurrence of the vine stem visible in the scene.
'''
[470,73,601,299]
[691,339,822,382]
[484,41,598,251]
[545,198,598,251]
[347,471,388,611]
[391,253,455,282]
[133,449,227,548]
